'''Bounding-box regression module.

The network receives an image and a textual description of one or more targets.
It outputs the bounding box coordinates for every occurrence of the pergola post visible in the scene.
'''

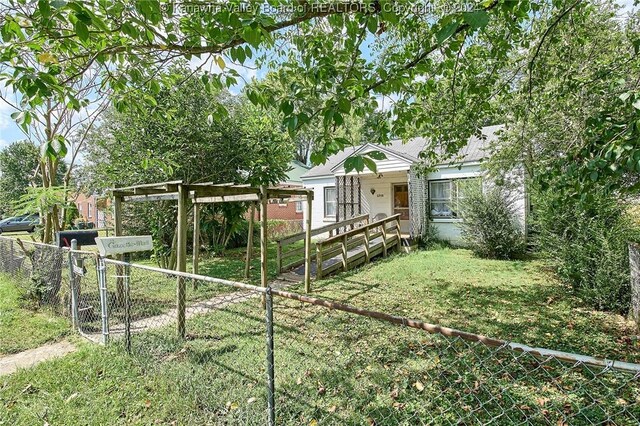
[304,191,313,293]
[260,186,268,306]
[114,195,123,237]
[192,203,200,275]
[176,184,188,339]
[245,202,255,279]
[114,194,125,302]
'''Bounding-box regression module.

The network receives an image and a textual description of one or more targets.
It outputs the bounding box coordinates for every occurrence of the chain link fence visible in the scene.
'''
[1,235,639,424]
[0,236,70,315]
[269,294,640,425]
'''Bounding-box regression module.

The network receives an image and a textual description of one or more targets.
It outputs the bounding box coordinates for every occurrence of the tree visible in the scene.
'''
[81,64,294,266]
[0,0,564,173]
[0,140,39,216]
[480,2,640,313]
[0,52,109,242]
[488,1,640,197]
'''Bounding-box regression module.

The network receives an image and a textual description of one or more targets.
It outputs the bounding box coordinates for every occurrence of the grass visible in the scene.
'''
[0,275,69,354]
[1,247,639,424]
[299,248,640,363]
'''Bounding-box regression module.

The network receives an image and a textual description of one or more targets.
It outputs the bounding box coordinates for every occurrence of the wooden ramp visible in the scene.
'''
[278,214,402,280]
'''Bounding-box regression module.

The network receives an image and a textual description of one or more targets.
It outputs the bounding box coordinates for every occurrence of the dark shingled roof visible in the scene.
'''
[301,125,503,179]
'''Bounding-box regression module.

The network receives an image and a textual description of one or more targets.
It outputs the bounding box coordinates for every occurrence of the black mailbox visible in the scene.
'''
[56,230,99,248]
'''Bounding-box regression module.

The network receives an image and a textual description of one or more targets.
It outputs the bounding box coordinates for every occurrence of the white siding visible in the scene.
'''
[359,171,410,233]
[301,176,335,230]
[426,163,482,245]
[425,163,527,245]
[302,162,527,244]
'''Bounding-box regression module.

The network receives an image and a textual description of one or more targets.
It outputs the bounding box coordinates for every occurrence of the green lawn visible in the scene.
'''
[300,248,639,363]
[1,248,638,425]
[0,275,69,354]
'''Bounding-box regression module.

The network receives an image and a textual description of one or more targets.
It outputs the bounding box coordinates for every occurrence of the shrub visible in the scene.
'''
[417,223,449,250]
[534,190,638,314]
[458,181,526,259]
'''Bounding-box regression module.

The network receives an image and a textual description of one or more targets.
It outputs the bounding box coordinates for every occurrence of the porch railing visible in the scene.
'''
[275,214,369,274]
[316,214,401,279]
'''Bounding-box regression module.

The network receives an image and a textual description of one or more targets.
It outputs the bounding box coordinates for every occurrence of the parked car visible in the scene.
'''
[0,214,39,233]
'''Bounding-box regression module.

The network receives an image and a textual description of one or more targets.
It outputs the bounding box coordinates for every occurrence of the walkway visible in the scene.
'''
[0,279,292,375]
[0,341,76,376]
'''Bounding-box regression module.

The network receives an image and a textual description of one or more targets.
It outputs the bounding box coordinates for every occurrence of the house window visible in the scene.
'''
[324,187,336,218]
[295,201,303,213]
[429,179,479,219]
[88,203,93,218]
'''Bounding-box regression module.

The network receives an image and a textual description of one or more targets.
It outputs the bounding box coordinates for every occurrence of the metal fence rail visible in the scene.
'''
[0,235,639,425]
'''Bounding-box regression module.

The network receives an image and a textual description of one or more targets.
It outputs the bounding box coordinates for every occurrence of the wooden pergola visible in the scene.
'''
[111,180,313,338]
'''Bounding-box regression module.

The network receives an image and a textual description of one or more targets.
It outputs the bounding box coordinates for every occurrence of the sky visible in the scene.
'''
[0,0,637,150]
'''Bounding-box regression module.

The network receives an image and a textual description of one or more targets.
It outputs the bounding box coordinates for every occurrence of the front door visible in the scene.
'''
[393,184,409,221]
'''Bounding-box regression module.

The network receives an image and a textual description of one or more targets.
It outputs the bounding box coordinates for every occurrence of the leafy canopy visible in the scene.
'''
[0,0,547,171]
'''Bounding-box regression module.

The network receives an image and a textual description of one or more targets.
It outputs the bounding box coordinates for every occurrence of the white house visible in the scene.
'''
[301,125,527,244]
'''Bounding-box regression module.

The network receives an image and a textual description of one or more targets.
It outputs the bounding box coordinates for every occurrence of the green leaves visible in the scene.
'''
[344,156,365,173]
[343,151,384,174]
[366,150,387,161]
[436,22,460,44]
[135,0,162,25]
[75,21,89,42]
[462,10,490,30]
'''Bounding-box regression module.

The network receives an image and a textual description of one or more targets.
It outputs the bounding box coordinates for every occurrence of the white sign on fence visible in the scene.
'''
[95,235,153,256]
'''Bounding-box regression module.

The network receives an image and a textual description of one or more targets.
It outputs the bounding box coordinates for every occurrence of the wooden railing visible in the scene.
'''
[276,214,369,273]
[315,214,402,279]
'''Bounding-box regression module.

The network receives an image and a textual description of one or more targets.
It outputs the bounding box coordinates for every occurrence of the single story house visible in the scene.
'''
[300,125,527,244]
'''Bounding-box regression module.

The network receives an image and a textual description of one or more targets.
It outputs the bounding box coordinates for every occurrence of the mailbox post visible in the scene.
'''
[58,231,98,334]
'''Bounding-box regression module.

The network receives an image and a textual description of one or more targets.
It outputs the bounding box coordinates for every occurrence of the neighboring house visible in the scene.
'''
[75,192,111,228]
[255,160,311,221]
[301,125,527,244]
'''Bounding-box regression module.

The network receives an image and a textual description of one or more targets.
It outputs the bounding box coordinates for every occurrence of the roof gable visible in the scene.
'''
[330,143,415,175]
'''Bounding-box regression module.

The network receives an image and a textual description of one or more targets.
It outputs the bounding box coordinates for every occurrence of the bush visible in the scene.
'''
[458,181,526,259]
[417,223,449,250]
[534,190,638,314]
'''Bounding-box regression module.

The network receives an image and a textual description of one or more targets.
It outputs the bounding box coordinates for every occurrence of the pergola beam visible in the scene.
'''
[123,193,179,202]
[188,186,261,198]
[192,194,260,203]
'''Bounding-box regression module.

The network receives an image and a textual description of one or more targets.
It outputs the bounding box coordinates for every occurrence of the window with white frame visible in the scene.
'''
[295,201,303,213]
[429,178,480,219]
[88,203,93,218]
[324,187,336,218]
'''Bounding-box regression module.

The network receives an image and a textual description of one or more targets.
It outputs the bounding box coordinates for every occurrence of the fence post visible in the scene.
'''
[364,227,370,263]
[276,242,282,275]
[316,243,324,280]
[381,221,388,257]
[265,287,276,426]
[97,256,110,345]
[304,191,313,293]
[123,253,132,353]
[68,239,79,331]
[341,234,348,271]
[630,243,640,331]
[396,215,402,252]
[245,202,255,279]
